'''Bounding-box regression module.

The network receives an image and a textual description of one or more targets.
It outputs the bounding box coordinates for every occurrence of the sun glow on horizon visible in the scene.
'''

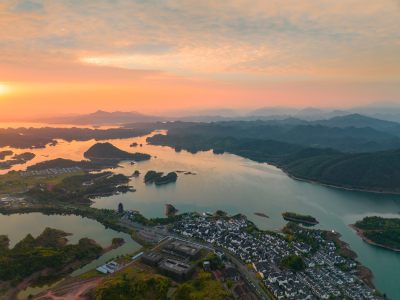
[0,83,11,96]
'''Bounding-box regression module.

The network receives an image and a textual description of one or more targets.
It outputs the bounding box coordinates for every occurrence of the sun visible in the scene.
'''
[0,83,10,95]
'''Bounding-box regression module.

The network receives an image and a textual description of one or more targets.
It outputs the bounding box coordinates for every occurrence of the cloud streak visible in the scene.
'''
[0,0,399,116]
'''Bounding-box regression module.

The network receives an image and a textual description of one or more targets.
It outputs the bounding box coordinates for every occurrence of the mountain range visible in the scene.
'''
[43,110,165,125]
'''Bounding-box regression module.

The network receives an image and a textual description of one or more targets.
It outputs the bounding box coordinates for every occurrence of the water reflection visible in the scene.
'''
[0,128,400,298]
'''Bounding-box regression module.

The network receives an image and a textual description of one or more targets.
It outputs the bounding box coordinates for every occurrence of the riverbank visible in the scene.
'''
[283,169,400,195]
[350,224,400,252]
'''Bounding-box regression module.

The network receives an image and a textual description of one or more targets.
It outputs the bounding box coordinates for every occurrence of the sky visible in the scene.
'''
[0,0,399,118]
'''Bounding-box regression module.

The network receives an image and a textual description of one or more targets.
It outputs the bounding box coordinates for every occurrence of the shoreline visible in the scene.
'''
[279,167,400,195]
[0,205,382,297]
[350,224,400,252]
[147,141,400,195]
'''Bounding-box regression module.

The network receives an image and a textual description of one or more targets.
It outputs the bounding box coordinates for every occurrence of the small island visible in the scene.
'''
[282,212,319,226]
[254,212,269,218]
[131,152,151,161]
[144,170,178,185]
[176,170,197,175]
[0,150,13,160]
[84,142,151,162]
[132,170,140,177]
[351,216,400,252]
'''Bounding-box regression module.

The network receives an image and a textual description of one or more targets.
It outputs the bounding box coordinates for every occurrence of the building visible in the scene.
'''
[203,261,211,271]
[223,267,240,281]
[141,251,164,267]
[158,258,194,280]
[96,261,120,274]
[118,202,124,214]
[163,239,202,260]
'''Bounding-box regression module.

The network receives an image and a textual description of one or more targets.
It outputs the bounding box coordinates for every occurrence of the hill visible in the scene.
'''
[353,216,400,251]
[158,120,400,152]
[313,114,400,135]
[280,149,400,193]
[84,142,151,161]
[148,133,400,194]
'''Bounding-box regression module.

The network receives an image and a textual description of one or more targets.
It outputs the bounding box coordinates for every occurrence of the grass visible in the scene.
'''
[79,270,103,280]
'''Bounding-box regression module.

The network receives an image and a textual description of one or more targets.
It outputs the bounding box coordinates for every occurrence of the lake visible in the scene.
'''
[0,213,141,299]
[0,130,400,299]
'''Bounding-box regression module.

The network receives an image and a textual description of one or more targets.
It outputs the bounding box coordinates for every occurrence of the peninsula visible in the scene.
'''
[352,216,400,252]
[0,227,104,299]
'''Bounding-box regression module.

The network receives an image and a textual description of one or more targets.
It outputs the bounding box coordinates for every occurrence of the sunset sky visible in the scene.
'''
[0,0,399,118]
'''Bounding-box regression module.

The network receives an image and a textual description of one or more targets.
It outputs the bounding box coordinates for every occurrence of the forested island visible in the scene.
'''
[144,170,178,185]
[352,216,400,251]
[0,150,13,160]
[282,212,319,226]
[0,152,35,170]
[84,142,151,162]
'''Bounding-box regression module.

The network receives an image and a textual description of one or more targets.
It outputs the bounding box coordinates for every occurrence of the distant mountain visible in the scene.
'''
[45,110,165,125]
[350,104,400,122]
[158,119,400,152]
[248,107,348,121]
[313,114,400,135]
[249,107,298,118]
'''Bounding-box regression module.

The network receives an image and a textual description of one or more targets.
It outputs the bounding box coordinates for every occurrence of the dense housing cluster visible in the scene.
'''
[171,214,380,300]
[20,166,82,177]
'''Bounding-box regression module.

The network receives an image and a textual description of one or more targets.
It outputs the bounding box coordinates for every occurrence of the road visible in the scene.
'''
[119,218,271,300]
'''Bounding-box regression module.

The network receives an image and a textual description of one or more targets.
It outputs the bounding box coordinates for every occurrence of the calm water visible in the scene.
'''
[0,213,141,299]
[0,130,400,299]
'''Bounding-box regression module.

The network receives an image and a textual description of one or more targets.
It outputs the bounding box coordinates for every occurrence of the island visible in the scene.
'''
[0,150,13,160]
[131,152,151,161]
[254,212,269,218]
[351,216,400,252]
[282,212,319,226]
[132,170,140,177]
[84,142,151,162]
[144,170,178,185]
[176,170,197,175]
[0,152,36,170]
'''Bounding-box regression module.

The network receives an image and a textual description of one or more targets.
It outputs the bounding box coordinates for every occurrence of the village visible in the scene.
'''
[170,213,381,300]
